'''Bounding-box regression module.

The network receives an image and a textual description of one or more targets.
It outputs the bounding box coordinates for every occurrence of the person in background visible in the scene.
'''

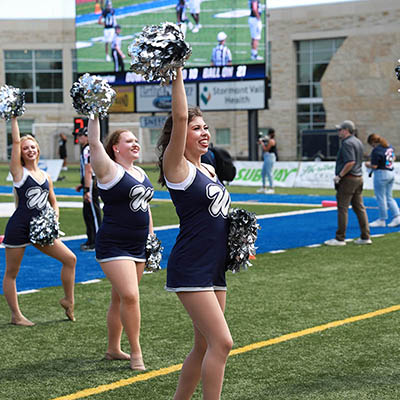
[58,133,68,171]
[257,129,277,194]
[87,116,154,370]
[365,133,400,227]
[248,0,263,60]
[187,0,202,33]
[157,68,233,399]
[75,128,102,252]
[324,120,371,246]
[111,25,125,72]
[211,32,232,67]
[98,0,117,62]
[176,0,192,37]
[2,117,76,326]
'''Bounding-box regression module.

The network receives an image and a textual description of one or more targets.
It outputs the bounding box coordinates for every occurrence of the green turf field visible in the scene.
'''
[75,0,266,73]
[1,233,400,399]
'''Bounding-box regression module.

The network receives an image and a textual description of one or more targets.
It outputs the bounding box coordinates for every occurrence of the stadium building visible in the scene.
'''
[0,0,399,163]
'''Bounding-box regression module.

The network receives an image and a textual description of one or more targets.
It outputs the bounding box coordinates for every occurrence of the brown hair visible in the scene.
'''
[156,107,203,186]
[367,133,389,148]
[20,135,40,166]
[103,129,131,161]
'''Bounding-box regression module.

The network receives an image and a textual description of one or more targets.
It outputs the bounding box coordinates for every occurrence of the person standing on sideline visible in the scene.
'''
[111,25,125,72]
[365,133,400,227]
[187,0,202,33]
[98,0,116,62]
[157,68,233,399]
[176,0,192,37]
[2,117,76,326]
[324,120,371,246]
[257,129,277,194]
[211,32,232,67]
[87,116,154,370]
[58,133,68,171]
[75,128,102,252]
[248,0,263,60]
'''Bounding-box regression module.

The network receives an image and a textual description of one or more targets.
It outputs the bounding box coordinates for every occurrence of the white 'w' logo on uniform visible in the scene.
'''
[26,187,49,210]
[129,185,154,212]
[206,184,230,218]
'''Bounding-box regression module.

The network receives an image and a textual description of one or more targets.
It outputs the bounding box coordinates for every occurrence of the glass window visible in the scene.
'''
[150,129,161,146]
[4,49,63,103]
[215,128,231,145]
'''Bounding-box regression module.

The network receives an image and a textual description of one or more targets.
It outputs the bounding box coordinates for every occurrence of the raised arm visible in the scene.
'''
[87,116,117,183]
[9,117,24,182]
[162,68,189,183]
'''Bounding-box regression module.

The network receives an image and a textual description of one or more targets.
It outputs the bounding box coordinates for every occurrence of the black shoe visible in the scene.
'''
[80,243,95,252]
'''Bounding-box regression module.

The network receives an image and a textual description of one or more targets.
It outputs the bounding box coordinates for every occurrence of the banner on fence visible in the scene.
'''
[232,161,400,190]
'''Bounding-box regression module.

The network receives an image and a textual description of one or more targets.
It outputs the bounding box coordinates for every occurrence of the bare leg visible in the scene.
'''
[174,291,232,400]
[3,247,34,326]
[35,239,77,320]
[101,259,145,370]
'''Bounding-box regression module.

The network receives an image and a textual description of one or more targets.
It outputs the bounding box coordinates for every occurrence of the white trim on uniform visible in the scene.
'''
[165,159,196,191]
[3,242,31,248]
[165,285,227,292]
[97,163,125,190]
[96,255,146,263]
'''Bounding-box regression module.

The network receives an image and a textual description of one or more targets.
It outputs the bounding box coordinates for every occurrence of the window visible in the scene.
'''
[4,50,63,103]
[296,38,344,157]
[6,119,34,159]
[215,128,231,145]
[150,129,161,146]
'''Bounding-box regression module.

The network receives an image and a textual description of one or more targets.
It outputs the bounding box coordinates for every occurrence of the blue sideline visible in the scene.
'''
[1,202,397,294]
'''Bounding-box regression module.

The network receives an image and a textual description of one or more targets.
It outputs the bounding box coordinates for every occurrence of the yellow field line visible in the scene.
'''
[51,304,400,400]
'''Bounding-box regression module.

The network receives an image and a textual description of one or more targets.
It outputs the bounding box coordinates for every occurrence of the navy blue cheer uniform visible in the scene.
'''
[165,160,231,292]
[3,168,50,248]
[96,164,154,263]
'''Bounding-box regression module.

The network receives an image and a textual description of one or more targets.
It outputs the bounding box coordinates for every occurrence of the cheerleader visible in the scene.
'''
[2,117,77,326]
[87,116,154,371]
[157,68,233,399]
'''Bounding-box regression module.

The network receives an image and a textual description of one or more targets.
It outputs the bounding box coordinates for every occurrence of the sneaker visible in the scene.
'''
[354,238,372,245]
[80,243,95,252]
[187,21,194,30]
[251,54,263,61]
[324,238,346,246]
[61,167,68,171]
[369,219,386,227]
[265,188,275,194]
[388,215,400,227]
[192,25,200,33]
[256,187,266,193]
[106,54,111,62]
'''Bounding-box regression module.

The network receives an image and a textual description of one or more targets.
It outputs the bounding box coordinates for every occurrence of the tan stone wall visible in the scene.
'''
[1,0,400,163]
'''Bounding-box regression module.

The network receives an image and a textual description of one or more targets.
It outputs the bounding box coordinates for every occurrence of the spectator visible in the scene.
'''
[187,0,202,33]
[211,32,232,67]
[58,133,68,171]
[324,120,371,246]
[257,129,277,193]
[75,128,102,252]
[365,133,400,227]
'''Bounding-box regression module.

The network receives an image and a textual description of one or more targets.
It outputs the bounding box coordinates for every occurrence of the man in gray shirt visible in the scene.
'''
[325,120,371,246]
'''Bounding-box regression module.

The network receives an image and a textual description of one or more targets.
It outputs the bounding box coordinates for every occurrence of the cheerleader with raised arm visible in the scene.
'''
[157,68,233,400]
[2,117,76,326]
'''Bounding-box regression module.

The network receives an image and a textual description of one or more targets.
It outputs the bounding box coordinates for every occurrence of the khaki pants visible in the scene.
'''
[335,176,370,241]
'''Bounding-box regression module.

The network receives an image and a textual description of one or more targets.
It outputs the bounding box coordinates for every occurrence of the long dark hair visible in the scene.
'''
[367,133,389,148]
[157,107,203,186]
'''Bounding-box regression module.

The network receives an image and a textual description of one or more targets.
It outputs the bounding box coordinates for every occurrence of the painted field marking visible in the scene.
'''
[50,304,400,400]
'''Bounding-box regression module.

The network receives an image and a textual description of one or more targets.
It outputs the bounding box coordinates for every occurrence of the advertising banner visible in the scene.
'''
[135,83,197,113]
[199,80,265,111]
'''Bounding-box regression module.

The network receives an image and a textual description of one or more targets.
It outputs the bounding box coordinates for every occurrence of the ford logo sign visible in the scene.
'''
[153,96,172,109]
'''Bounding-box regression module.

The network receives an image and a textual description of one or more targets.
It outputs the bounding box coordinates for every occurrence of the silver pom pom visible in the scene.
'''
[226,208,260,273]
[145,233,163,272]
[70,73,116,119]
[0,85,26,121]
[128,22,192,86]
[29,207,60,247]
